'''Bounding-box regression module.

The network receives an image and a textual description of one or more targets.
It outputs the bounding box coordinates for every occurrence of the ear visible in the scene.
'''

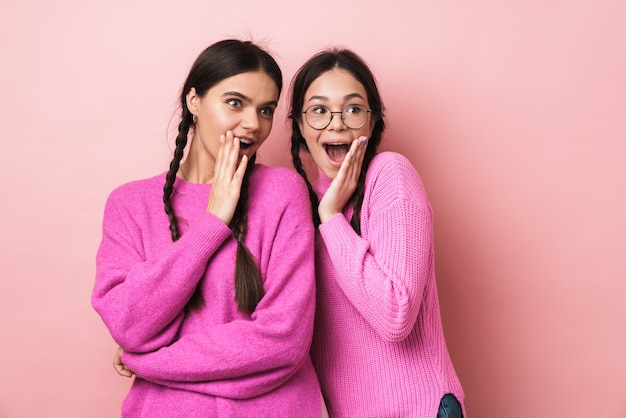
[186,87,199,116]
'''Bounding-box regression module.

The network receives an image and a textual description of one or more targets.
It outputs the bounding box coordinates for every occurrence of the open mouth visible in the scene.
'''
[324,143,350,163]
[239,138,253,150]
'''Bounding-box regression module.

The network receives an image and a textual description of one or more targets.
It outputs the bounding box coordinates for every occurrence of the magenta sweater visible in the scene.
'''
[92,165,321,417]
[310,152,465,417]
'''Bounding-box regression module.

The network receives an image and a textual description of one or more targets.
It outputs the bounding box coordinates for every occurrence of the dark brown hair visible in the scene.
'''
[163,39,282,312]
[288,48,385,232]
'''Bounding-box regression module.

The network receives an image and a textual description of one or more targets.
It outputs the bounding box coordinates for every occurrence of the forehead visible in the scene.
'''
[305,68,367,100]
[208,70,279,102]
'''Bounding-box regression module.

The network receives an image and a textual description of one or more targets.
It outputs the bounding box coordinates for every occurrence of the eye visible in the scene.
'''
[311,105,329,115]
[226,98,242,108]
[259,107,275,117]
[345,105,363,114]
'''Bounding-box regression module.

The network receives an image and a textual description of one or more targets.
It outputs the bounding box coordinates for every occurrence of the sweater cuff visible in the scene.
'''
[184,212,232,257]
[318,214,368,259]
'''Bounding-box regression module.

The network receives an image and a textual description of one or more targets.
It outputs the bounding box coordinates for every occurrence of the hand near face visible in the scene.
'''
[318,136,368,223]
[205,131,249,225]
[113,346,134,378]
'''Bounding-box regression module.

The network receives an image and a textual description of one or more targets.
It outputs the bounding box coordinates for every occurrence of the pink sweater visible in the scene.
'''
[92,165,321,417]
[311,152,465,417]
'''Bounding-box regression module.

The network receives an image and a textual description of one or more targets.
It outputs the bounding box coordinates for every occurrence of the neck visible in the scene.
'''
[179,161,214,184]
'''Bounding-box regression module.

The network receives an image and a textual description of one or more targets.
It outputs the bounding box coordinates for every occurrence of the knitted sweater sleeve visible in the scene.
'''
[318,153,432,342]
[92,189,232,353]
[121,179,317,399]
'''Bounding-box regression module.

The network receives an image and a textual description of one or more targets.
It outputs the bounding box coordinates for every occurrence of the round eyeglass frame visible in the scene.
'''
[302,104,372,130]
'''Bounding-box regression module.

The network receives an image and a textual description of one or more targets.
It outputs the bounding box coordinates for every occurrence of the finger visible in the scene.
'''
[336,139,359,176]
[218,131,234,178]
[113,347,133,378]
[351,136,368,177]
[233,154,249,184]
[216,133,227,165]
[228,133,241,171]
[212,133,227,182]
[218,131,240,181]
[340,138,362,183]
[113,346,123,367]
[117,365,133,378]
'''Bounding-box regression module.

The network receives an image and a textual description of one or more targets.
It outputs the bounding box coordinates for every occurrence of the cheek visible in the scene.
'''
[258,118,274,141]
[301,127,321,151]
[201,106,230,130]
[365,120,376,138]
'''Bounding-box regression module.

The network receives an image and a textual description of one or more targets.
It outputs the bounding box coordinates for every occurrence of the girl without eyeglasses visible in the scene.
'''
[93,39,324,417]
[289,48,466,418]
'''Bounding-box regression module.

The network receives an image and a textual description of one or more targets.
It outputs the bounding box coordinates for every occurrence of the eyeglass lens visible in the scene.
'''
[304,105,369,129]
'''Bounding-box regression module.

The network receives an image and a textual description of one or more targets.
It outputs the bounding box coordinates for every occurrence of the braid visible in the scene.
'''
[163,108,206,311]
[291,134,320,227]
[163,108,192,241]
[232,155,264,313]
[349,145,376,235]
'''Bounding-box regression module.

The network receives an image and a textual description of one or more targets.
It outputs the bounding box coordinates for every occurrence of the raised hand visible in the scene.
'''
[205,131,249,225]
[318,136,368,223]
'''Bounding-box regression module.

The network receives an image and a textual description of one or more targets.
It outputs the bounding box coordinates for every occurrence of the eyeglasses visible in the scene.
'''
[302,104,372,130]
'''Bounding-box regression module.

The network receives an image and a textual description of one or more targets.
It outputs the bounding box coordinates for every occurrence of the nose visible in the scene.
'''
[327,111,346,131]
[241,108,260,131]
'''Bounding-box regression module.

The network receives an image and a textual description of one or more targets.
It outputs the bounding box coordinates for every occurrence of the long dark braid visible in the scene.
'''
[163,106,208,310]
[163,107,193,242]
[231,154,264,312]
[349,143,377,235]
[290,131,321,227]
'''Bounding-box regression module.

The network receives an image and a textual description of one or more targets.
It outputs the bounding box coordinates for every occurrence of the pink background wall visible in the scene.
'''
[1,1,624,417]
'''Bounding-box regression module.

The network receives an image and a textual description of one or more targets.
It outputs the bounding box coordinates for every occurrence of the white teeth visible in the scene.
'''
[240,138,252,144]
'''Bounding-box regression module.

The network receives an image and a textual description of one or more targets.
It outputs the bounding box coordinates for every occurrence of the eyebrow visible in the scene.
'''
[306,93,365,103]
[223,91,278,107]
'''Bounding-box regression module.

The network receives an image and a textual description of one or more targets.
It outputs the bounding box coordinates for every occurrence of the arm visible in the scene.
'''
[319,154,431,342]
[121,180,317,399]
[92,196,232,353]
[93,133,248,353]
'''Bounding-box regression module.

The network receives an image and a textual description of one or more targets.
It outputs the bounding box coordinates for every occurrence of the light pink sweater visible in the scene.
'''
[311,152,465,417]
[92,165,321,417]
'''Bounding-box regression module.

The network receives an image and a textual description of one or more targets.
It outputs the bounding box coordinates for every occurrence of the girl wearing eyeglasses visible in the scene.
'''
[288,48,466,417]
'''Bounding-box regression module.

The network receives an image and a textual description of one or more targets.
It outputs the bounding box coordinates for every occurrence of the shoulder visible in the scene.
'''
[366,152,429,205]
[250,164,306,185]
[369,152,417,177]
[248,164,312,217]
[105,172,166,210]
[250,164,309,198]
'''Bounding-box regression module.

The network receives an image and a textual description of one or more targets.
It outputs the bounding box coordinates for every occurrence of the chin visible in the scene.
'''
[239,148,256,160]
[321,167,338,180]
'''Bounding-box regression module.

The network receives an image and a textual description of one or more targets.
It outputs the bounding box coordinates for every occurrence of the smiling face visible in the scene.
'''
[186,70,279,175]
[298,68,374,180]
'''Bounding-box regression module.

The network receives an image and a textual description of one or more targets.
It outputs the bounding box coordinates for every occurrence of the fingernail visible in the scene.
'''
[361,136,369,146]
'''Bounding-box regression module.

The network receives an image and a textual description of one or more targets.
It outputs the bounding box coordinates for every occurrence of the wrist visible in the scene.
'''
[318,210,339,224]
